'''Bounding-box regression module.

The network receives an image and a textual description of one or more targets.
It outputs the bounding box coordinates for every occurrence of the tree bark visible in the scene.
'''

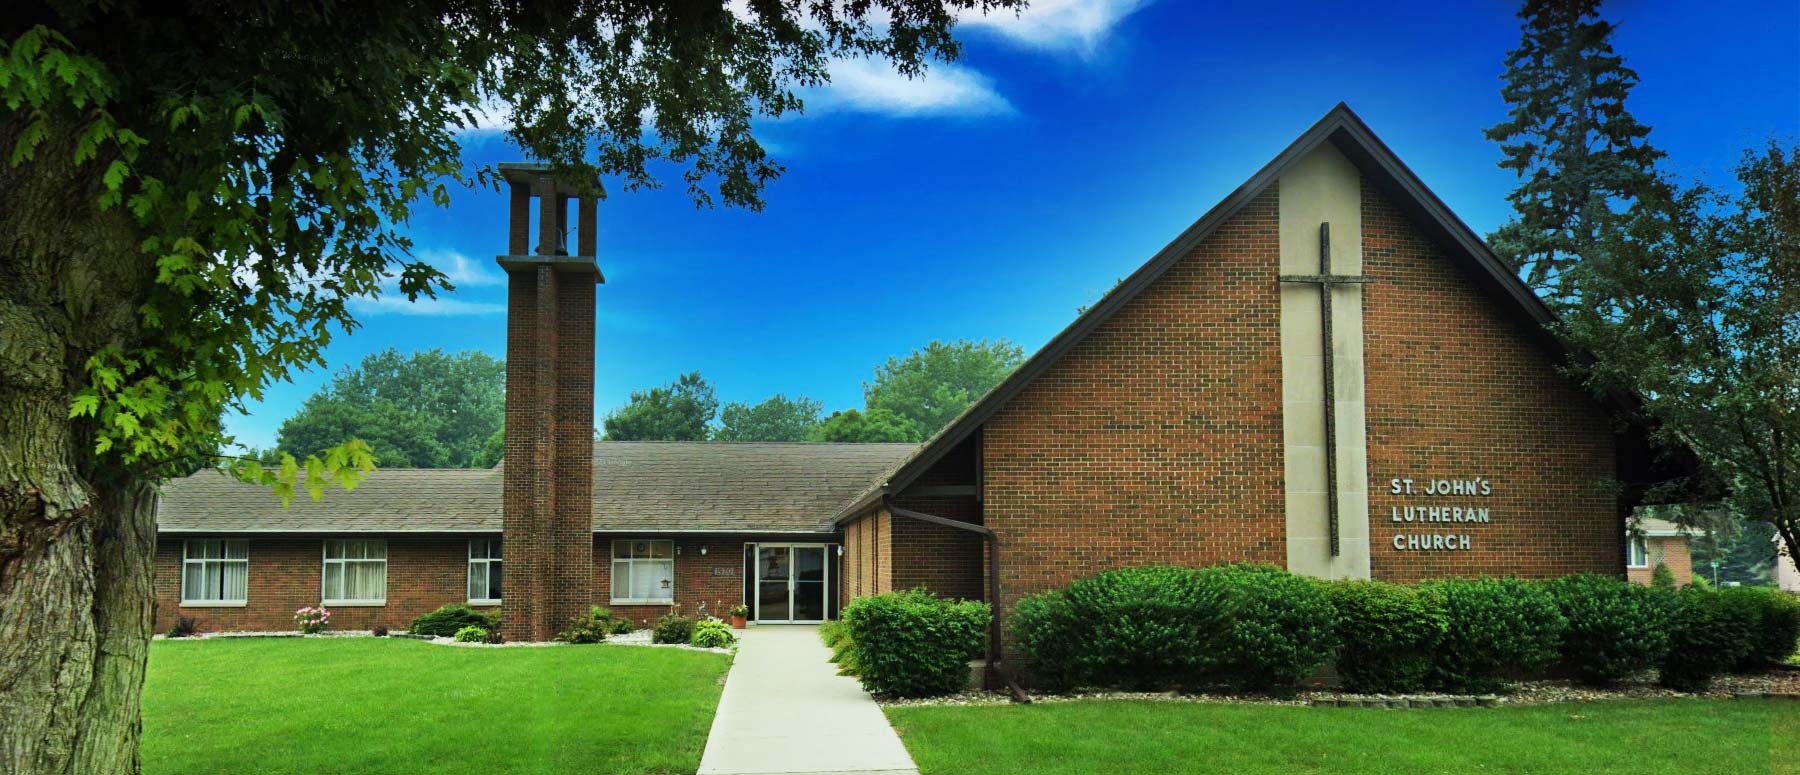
[1,118,156,775]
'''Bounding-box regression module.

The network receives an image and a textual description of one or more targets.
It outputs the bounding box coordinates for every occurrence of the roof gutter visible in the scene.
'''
[880,497,1029,704]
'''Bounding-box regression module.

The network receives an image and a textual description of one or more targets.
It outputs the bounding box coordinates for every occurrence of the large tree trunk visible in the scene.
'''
[1,118,157,775]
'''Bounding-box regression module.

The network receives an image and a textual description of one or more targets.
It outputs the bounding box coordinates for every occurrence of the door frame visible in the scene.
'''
[750,542,832,624]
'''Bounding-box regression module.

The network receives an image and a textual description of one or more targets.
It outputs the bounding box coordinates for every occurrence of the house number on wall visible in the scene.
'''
[1387,476,1494,552]
[712,566,737,577]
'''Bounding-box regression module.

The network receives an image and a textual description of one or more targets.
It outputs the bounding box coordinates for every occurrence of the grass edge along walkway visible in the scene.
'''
[886,697,1798,775]
[143,637,731,775]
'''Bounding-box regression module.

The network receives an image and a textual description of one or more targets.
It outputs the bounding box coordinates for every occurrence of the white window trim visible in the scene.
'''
[321,539,388,606]
[180,539,249,607]
[1627,536,1650,569]
[610,539,675,605]
[467,539,502,605]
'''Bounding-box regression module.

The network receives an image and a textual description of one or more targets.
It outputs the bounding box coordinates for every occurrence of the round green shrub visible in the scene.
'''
[1195,564,1337,692]
[1326,580,1448,693]
[453,625,489,643]
[689,619,736,649]
[1660,587,1757,691]
[410,603,500,637]
[1545,574,1672,686]
[608,617,637,636]
[1720,587,1800,669]
[652,613,696,645]
[841,589,988,698]
[1013,566,1223,691]
[558,606,613,644]
[1422,577,1566,693]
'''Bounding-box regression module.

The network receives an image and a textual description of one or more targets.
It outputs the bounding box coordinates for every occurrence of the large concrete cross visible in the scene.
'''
[1279,222,1372,557]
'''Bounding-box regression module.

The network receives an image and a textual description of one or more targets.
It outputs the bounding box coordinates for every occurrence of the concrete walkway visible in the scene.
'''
[698,625,920,775]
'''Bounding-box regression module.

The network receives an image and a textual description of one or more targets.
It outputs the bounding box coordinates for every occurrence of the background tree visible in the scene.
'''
[603,372,719,441]
[0,2,1014,771]
[809,408,921,443]
[865,338,1024,439]
[276,349,504,468]
[1558,140,1800,590]
[714,394,823,442]
[1484,0,1665,306]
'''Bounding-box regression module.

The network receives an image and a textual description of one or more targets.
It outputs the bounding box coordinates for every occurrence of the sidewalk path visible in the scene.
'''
[698,625,920,775]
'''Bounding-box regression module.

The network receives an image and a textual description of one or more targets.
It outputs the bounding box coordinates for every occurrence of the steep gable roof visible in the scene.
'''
[834,103,1621,523]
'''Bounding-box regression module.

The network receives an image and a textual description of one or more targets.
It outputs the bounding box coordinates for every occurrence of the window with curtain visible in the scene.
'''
[611,540,674,604]
[181,539,248,605]
[322,539,388,604]
[1627,536,1649,568]
[467,539,503,603]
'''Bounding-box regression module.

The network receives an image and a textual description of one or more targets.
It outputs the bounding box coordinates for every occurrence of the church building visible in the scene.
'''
[152,105,1678,645]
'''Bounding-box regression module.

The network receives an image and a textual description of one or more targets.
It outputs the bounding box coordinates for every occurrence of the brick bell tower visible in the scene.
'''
[496,163,602,642]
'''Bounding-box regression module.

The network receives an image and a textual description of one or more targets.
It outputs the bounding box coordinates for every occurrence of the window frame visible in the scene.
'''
[610,539,676,605]
[467,538,503,605]
[321,539,389,606]
[1627,535,1650,569]
[180,538,249,607]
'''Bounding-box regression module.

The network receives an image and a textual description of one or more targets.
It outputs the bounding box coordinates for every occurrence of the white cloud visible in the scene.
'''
[422,250,505,289]
[810,57,1013,118]
[348,295,507,317]
[960,0,1150,54]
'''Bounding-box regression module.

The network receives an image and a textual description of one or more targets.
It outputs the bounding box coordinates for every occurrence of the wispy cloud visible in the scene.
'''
[422,249,505,289]
[348,295,507,317]
[810,57,1013,118]
[961,0,1151,55]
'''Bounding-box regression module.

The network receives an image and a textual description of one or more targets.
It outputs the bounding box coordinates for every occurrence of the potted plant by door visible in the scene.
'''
[728,604,749,629]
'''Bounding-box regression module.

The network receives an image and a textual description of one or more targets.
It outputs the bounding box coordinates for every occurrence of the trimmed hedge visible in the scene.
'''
[1326,580,1448,693]
[1661,587,1758,691]
[410,604,500,637]
[841,589,988,698]
[1013,564,1335,693]
[1422,578,1565,693]
[1546,574,1672,686]
[1720,587,1800,669]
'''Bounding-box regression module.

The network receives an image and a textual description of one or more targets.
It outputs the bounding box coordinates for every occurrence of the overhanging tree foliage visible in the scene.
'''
[1558,141,1800,588]
[0,2,1016,772]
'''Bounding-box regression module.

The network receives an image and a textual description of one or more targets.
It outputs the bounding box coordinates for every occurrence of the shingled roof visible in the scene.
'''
[156,441,916,535]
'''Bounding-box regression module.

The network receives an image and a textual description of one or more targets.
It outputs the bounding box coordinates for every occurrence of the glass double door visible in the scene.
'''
[755,544,827,623]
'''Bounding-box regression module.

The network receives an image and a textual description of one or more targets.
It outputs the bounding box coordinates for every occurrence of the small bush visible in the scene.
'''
[1326,580,1448,693]
[1013,566,1221,691]
[1546,574,1672,686]
[819,620,861,676]
[1650,562,1678,590]
[653,614,696,645]
[609,617,636,635]
[1660,588,1757,691]
[294,606,331,634]
[410,604,500,637]
[690,619,736,648]
[842,589,988,698]
[453,625,489,643]
[1422,578,1565,693]
[559,606,614,644]
[371,625,389,637]
[167,616,198,639]
[1721,587,1800,669]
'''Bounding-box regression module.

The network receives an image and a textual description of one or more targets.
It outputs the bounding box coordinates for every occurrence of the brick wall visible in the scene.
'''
[1627,536,1693,586]
[981,187,1288,648]
[592,536,749,627]
[153,535,493,633]
[1360,179,1619,581]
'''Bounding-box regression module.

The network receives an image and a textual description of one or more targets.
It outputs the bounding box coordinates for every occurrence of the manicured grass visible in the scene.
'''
[143,638,730,775]
[887,698,1800,775]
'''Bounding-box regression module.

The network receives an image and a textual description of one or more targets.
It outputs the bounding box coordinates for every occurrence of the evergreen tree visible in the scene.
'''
[1485,0,1665,305]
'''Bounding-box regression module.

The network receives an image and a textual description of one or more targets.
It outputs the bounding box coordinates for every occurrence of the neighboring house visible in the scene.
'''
[1625,517,1695,586]
[154,105,1686,649]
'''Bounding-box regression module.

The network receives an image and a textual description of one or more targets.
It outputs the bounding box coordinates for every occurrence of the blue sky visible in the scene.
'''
[227,0,1800,449]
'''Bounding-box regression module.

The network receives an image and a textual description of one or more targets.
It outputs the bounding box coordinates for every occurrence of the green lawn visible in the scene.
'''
[143,638,730,775]
[887,698,1799,775]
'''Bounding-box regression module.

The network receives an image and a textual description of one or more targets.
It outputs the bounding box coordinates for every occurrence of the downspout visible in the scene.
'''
[881,496,1030,704]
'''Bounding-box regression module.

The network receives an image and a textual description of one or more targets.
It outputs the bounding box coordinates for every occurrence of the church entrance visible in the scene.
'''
[753,544,830,623]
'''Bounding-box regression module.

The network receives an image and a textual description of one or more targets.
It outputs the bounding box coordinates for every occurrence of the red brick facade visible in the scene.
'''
[1360,178,1620,581]
[154,533,839,634]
